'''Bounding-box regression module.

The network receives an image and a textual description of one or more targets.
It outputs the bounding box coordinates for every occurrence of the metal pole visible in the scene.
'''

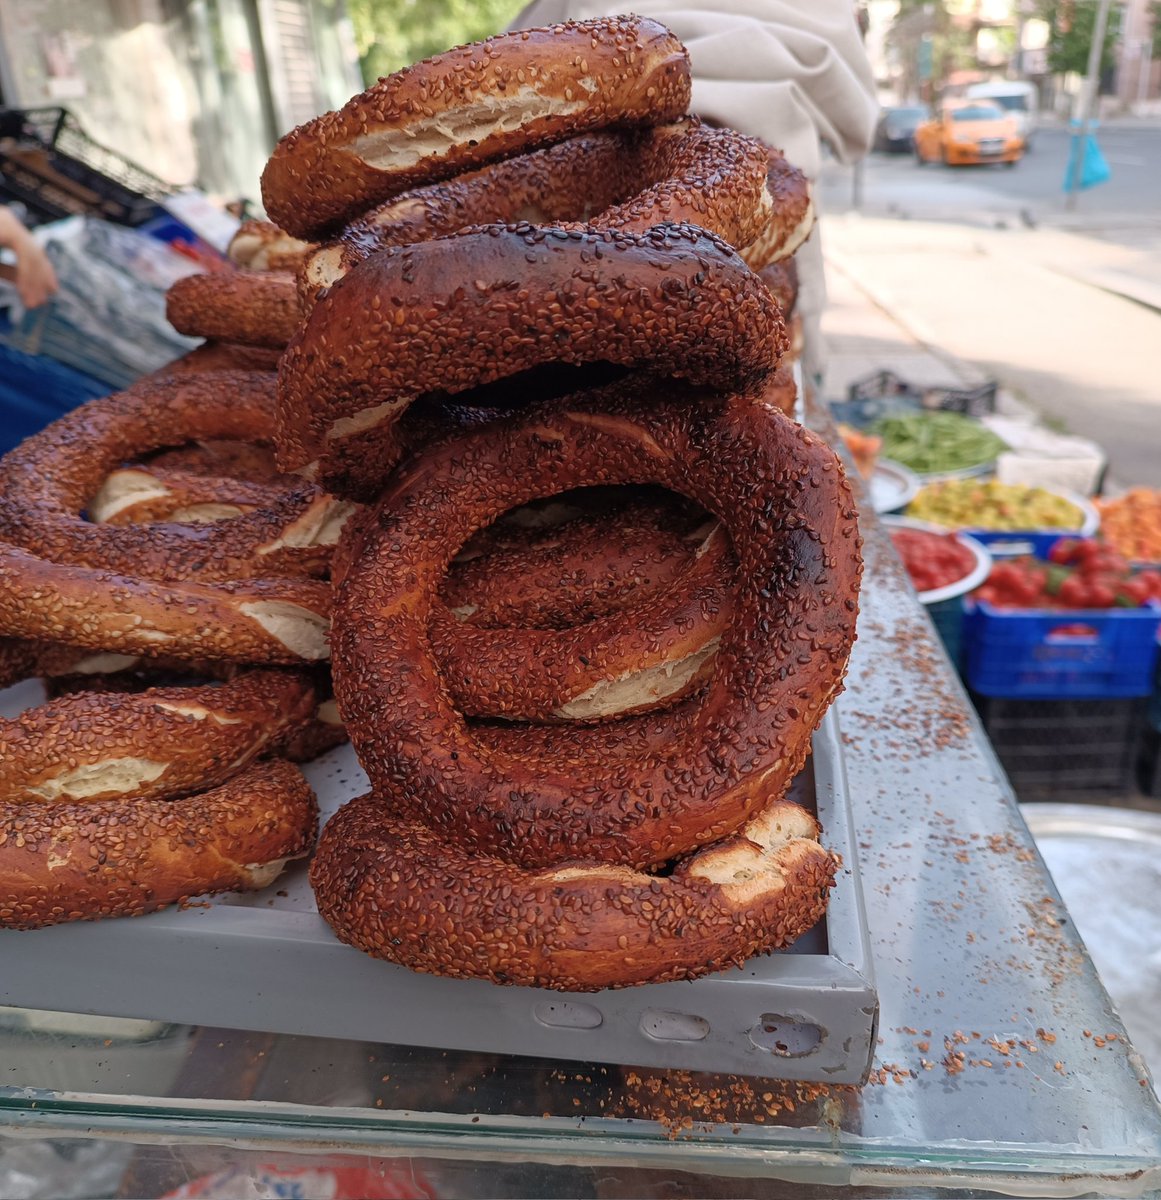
[1065,0,1114,210]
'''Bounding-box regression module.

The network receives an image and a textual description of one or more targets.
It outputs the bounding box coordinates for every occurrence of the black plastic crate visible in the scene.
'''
[834,370,999,428]
[972,693,1144,800]
[1139,725,1161,798]
[0,106,169,228]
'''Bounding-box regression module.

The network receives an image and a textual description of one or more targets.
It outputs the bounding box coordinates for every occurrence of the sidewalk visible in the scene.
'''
[818,229,1159,811]
[817,212,1161,489]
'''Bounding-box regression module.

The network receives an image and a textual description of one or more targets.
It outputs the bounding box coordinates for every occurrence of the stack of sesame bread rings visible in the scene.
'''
[0,17,862,993]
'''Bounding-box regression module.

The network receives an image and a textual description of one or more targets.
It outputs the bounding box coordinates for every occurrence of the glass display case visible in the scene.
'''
[2,403,1160,1199]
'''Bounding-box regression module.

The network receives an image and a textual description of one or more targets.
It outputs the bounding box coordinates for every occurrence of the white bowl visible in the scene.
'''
[868,458,921,515]
[881,515,993,605]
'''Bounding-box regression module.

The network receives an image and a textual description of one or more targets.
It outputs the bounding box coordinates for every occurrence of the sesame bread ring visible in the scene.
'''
[757,256,799,321]
[761,363,798,419]
[89,465,291,526]
[332,379,861,870]
[146,437,286,485]
[167,342,283,376]
[277,223,785,494]
[0,670,316,805]
[261,16,692,239]
[301,119,772,305]
[167,272,302,350]
[0,544,331,665]
[0,370,354,583]
[0,759,318,930]
[430,520,733,722]
[35,659,348,764]
[441,489,717,629]
[739,146,815,269]
[311,792,835,990]
[227,220,314,272]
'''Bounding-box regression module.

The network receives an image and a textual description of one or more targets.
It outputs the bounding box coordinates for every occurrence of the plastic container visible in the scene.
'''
[0,707,878,1086]
[965,493,1101,559]
[976,695,1144,799]
[910,486,1099,558]
[841,370,998,420]
[0,106,170,228]
[963,598,1161,700]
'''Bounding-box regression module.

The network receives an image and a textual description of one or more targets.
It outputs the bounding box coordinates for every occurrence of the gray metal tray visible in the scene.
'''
[0,706,877,1083]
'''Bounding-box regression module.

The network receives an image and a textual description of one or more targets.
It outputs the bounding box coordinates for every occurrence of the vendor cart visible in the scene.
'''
[2,392,1159,1200]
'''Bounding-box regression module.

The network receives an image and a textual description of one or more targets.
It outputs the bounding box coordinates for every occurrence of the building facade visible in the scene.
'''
[0,0,362,204]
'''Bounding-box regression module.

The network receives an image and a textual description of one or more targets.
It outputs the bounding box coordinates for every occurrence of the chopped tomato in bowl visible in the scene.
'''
[881,516,992,604]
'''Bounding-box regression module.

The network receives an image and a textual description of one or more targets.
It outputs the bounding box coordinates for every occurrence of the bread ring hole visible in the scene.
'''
[749,1015,823,1058]
[640,1010,711,1042]
[441,484,721,631]
[418,360,631,417]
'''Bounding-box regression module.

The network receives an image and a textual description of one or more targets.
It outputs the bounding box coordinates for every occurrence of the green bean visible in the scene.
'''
[870,412,1008,475]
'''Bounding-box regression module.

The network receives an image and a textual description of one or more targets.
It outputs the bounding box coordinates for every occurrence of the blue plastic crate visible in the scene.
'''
[963,599,1161,699]
[968,529,1077,560]
[927,595,967,668]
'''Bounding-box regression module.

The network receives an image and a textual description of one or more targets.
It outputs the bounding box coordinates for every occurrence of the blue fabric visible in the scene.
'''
[0,333,112,454]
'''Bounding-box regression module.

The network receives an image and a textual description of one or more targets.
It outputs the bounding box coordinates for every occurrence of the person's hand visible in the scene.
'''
[13,234,58,309]
[0,207,59,308]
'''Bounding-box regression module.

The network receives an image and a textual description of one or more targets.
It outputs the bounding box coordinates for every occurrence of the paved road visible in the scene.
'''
[821,126,1161,243]
[816,124,1161,488]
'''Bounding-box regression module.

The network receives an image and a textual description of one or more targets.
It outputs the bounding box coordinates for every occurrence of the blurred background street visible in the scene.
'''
[818,119,1161,488]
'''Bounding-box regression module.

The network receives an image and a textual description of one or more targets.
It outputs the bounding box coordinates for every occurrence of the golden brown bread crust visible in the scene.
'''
[441,490,711,629]
[277,223,786,495]
[0,671,316,804]
[757,256,799,320]
[0,543,332,665]
[167,272,303,350]
[166,342,283,376]
[300,119,771,305]
[0,370,350,583]
[430,521,732,721]
[261,16,692,238]
[145,437,286,485]
[760,363,798,418]
[311,793,836,990]
[227,220,315,272]
[332,378,861,870]
[0,759,318,930]
[89,464,292,526]
[740,145,815,269]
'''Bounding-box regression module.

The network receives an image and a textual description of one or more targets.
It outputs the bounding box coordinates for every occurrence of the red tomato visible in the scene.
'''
[1049,539,1081,565]
[1086,582,1118,608]
[1057,575,1089,609]
[1135,570,1161,600]
[1117,578,1151,607]
[889,528,976,594]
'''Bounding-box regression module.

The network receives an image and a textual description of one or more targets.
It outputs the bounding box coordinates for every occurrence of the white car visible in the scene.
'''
[965,81,1038,148]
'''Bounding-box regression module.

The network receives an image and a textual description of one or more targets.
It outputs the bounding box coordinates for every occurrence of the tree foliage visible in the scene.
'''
[886,1,977,98]
[346,0,529,83]
[1035,1,1122,77]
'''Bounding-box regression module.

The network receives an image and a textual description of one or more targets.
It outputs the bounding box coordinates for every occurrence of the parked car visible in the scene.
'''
[913,100,1024,166]
[873,104,931,153]
[965,80,1038,148]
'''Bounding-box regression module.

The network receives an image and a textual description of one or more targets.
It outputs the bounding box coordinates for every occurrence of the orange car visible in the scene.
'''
[913,100,1024,166]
